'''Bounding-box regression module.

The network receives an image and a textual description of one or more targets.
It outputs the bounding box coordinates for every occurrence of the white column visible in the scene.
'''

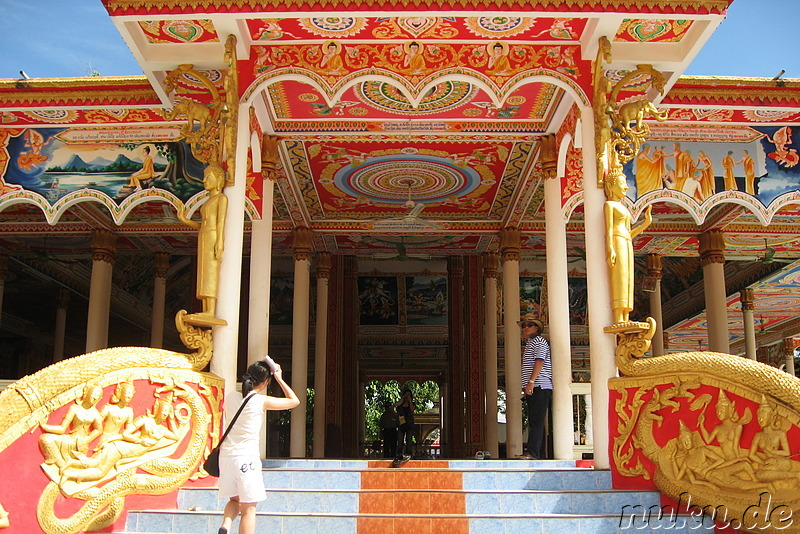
[248,175,275,460]
[581,106,615,469]
[483,252,499,459]
[86,229,116,353]
[646,254,665,356]
[313,252,331,458]
[740,289,757,360]
[212,103,251,393]
[699,230,730,353]
[290,227,312,457]
[543,159,574,461]
[247,150,278,366]
[150,252,169,349]
[53,288,69,362]
[499,228,522,458]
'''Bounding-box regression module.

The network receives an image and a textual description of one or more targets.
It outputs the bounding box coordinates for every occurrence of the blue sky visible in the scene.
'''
[0,0,797,79]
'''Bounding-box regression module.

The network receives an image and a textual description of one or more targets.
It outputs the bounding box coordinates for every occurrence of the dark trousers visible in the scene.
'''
[382,428,398,458]
[396,423,413,457]
[525,387,552,458]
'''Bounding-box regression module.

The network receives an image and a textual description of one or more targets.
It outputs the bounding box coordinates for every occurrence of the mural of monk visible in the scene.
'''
[634,144,666,196]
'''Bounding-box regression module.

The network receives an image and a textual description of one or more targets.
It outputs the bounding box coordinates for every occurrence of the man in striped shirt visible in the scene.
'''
[518,314,553,460]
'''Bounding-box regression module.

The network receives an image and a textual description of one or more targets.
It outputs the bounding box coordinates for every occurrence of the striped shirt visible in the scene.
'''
[521,335,553,390]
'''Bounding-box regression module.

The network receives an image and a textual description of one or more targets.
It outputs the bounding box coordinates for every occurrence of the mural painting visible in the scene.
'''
[358,276,398,325]
[269,276,294,326]
[405,275,447,326]
[520,276,544,318]
[625,126,800,206]
[3,128,205,203]
[568,276,588,325]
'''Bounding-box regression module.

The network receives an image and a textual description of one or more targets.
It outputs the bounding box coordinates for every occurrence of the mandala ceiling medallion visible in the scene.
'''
[334,154,480,204]
[356,81,476,115]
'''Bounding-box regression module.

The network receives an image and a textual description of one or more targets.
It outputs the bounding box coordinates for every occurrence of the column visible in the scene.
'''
[581,106,615,469]
[542,136,574,461]
[483,252,499,459]
[247,135,279,366]
[53,288,69,362]
[646,254,665,356]
[0,256,7,330]
[212,103,251,393]
[150,252,169,349]
[699,230,730,353]
[313,252,331,458]
[499,227,522,458]
[783,338,796,376]
[290,227,312,457]
[86,229,116,353]
[446,256,466,458]
[740,288,757,360]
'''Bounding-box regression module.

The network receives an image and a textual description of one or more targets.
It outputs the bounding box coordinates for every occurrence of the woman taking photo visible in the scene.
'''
[218,356,299,534]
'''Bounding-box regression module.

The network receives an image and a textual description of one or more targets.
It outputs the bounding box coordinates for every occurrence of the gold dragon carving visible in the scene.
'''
[0,348,223,533]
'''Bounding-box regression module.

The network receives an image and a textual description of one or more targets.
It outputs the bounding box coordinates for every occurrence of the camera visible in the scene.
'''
[262,355,278,373]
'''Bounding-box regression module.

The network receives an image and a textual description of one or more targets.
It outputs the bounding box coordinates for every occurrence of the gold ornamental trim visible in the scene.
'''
[483,252,500,279]
[0,77,160,108]
[740,288,754,311]
[104,0,731,13]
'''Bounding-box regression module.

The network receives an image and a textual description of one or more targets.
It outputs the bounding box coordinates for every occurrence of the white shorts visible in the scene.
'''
[217,453,266,503]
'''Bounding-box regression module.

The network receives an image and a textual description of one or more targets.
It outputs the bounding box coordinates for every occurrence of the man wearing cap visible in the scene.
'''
[518,313,553,459]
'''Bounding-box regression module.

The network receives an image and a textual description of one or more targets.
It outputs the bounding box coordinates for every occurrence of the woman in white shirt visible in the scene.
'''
[218,357,300,534]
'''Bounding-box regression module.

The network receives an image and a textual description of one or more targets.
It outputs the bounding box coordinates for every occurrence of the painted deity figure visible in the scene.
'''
[722,150,737,191]
[604,169,652,324]
[487,42,511,76]
[319,41,346,75]
[178,163,228,317]
[403,42,427,75]
[39,384,104,469]
[738,149,756,195]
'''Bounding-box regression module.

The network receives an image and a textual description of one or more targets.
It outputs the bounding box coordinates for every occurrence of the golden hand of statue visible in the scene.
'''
[608,249,616,268]
[643,205,653,225]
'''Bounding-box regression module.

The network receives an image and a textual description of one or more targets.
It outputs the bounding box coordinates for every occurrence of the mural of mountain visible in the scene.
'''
[105,154,140,172]
[62,154,93,171]
[87,156,115,167]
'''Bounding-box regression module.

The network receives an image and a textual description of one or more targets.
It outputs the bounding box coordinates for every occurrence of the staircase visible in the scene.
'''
[125,459,716,533]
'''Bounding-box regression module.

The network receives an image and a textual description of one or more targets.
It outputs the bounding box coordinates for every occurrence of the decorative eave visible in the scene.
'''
[0,76,160,110]
[102,0,732,16]
[663,75,800,108]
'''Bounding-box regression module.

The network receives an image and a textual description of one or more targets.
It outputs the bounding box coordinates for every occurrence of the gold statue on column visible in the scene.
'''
[177,163,228,324]
[604,168,652,325]
[166,37,240,336]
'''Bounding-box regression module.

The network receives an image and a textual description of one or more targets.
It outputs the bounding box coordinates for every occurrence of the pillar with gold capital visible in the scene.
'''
[313,252,331,458]
[86,229,116,353]
[482,252,499,459]
[0,256,7,331]
[581,105,615,469]
[542,135,574,461]
[53,288,69,362]
[248,134,279,367]
[699,230,730,353]
[646,254,664,356]
[740,288,757,360]
[783,338,796,376]
[151,252,169,349]
[290,227,313,457]
[499,227,522,458]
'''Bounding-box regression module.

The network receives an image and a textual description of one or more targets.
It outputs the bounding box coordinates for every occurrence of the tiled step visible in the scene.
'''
[124,459,715,533]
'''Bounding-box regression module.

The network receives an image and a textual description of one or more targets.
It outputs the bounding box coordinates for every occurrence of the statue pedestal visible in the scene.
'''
[604,321,653,335]
[182,313,227,327]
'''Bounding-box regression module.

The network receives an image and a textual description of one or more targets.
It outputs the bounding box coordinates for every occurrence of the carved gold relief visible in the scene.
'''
[610,349,800,532]
[0,347,222,534]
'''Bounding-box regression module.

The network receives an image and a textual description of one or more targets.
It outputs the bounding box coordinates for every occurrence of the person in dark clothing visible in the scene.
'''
[378,403,400,458]
[394,389,415,460]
